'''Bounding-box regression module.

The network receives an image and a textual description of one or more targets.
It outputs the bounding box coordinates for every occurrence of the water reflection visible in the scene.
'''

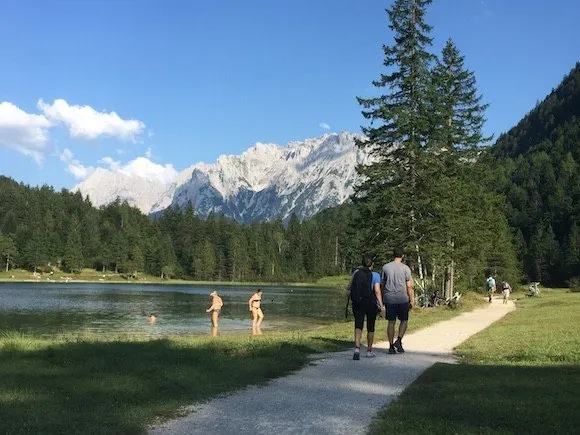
[0,282,343,337]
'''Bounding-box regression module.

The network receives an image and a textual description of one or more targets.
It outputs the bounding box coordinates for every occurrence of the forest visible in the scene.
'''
[491,63,580,286]
[1,1,578,290]
[0,177,359,282]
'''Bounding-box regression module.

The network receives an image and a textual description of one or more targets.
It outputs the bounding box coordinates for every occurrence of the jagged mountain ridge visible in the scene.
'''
[75,132,368,222]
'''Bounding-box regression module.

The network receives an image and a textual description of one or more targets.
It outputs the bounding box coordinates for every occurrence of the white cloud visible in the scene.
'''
[145,147,153,159]
[93,155,177,184]
[319,122,331,130]
[68,162,95,180]
[60,148,74,163]
[37,99,145,141]
[118,157,177,184]
[99,156,121,171]
[0,101,52,164]
[58,148,95,180]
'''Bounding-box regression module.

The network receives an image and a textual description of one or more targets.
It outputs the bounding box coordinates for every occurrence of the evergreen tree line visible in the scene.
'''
[0,176,359,281]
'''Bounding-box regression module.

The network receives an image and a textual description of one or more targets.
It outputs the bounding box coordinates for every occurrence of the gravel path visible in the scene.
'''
[150,299,515,435]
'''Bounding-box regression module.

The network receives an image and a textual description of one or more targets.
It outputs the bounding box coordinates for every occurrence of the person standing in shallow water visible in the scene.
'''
[206,290,223,331]
[249,288,264,331]
[381,247,414,354]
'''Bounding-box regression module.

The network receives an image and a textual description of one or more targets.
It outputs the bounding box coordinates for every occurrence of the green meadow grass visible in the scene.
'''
[0,292,483,434]
[369,289,580,434]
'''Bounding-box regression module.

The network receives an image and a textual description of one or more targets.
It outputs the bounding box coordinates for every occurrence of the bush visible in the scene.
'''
[569,277,580,293]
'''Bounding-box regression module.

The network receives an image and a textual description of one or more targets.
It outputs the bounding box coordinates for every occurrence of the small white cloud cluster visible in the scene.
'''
[38,99,145,141]
[0,102,51,164]
[0,98,146,164]
[60,147,95,180]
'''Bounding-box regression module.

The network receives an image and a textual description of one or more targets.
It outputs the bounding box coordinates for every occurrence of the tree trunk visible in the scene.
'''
[449,260,455,297]
[5,256,9,272]
[334,237,339,268]
[415,244,424,289]
[444,266,449,298]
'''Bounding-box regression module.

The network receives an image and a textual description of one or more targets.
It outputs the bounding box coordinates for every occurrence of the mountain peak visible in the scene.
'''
[76,132,365,221]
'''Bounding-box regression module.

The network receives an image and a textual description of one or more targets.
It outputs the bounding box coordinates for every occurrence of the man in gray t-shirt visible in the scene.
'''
[380,247,414,354]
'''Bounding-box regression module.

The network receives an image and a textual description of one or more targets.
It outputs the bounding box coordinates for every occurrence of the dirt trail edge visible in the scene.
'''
[150,300,515,435]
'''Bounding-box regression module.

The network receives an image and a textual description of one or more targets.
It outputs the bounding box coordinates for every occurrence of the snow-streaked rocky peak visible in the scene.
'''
[76,132,367,222]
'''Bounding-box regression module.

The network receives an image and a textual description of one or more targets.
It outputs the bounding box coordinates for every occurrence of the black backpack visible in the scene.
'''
[349,268,373,304]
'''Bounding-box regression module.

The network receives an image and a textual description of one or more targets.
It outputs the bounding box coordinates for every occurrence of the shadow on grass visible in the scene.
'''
[369,362,580,434]
[307,336,352,350]
[0,338,314,435]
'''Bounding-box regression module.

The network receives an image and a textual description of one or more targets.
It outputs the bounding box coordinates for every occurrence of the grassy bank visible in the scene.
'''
[369,289,580,434]
[0,292,483,434]
[0,268,351,289]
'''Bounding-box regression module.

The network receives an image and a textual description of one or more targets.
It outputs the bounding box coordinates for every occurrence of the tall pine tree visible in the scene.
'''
[356,0,435,281]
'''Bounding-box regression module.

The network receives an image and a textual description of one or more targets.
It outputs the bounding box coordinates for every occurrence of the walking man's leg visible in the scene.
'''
[394,303,409,353]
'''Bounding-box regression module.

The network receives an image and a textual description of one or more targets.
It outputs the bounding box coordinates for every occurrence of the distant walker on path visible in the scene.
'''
[381,247,414,354]
[487,275,496,303]
[502,281,511,304]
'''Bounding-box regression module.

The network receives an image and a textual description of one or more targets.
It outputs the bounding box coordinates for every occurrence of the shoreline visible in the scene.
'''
[0,271,349,289]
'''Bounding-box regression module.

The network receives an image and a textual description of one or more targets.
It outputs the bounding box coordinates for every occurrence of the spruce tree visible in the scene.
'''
[426,38,493,295]
[430,38,490,160]
[0,234,18,272]
[63,215,84,273]
[356,0,435,278]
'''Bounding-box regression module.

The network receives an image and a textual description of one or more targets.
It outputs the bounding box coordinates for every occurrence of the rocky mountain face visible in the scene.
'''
[75,132,368,222]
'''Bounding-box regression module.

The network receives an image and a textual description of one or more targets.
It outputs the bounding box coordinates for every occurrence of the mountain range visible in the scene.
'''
[74,132,368,222]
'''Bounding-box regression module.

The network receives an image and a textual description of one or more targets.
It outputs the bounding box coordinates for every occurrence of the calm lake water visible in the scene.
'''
[0,282,345,337]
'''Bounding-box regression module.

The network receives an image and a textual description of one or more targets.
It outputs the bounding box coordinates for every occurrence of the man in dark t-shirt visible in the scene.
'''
[381,247,414,354]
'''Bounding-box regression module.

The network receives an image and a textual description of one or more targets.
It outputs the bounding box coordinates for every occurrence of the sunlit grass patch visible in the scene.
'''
[369,289,580,434]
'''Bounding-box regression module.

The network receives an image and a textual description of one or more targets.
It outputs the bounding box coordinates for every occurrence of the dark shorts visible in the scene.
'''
[352,302,378,332]
[386,303,409,321]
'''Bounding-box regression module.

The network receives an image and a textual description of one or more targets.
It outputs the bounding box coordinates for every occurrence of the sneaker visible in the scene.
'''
[388,345,397,354]
[353,351,360,360]
[394,338,405,353]
[366,350,376,358]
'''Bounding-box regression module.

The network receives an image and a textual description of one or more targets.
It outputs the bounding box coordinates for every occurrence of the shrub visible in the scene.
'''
[569,277,580,293]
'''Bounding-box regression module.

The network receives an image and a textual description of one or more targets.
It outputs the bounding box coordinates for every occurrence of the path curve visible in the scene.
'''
[150,299,515,435]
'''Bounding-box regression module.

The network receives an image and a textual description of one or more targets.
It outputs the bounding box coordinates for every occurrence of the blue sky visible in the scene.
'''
[1,0,578,189]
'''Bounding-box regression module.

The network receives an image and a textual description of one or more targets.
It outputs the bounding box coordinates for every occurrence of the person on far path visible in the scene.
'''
[487,275,496,303]
[381,247,414,354]
[502,281,511,304]
[348,254,383,360]
[249,288,264,329]
[206,290,223,330]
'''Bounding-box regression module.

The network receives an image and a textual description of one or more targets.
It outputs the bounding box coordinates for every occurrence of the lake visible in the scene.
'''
[0,282,346,337]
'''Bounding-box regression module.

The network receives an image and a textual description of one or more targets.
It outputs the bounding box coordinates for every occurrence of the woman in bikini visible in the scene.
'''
[248,288,264,329]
